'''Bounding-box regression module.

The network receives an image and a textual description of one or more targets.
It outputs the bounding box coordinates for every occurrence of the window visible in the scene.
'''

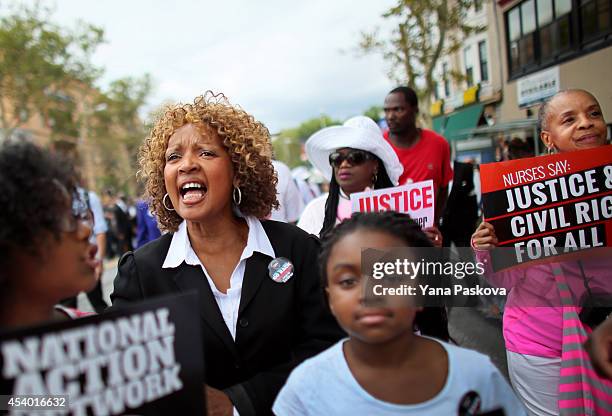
[478,41,489,82]
[521,0,537,33]
[442,63,451,97]
[537,0,554,25]
[464,47,474,87]
[557,0,573,15]
[580,0,611,40]
[505,0,612,78]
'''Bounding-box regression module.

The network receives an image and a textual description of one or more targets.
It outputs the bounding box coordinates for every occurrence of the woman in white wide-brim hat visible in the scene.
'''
[297,116,403,237]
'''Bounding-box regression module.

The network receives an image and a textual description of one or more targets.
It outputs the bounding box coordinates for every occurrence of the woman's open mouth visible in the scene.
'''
[179,182,208,205]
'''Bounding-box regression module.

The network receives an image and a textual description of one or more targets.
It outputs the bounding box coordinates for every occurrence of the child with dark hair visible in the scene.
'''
[0,142,99,328]
[274,211,525,415]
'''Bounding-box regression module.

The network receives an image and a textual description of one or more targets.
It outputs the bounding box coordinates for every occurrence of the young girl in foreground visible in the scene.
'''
[274,212,525,415]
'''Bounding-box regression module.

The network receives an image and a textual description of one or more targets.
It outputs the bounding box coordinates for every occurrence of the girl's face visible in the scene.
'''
[325,229,420,344]
[541,91,608,153]
[19,191,98,304]
[331,148,379,195]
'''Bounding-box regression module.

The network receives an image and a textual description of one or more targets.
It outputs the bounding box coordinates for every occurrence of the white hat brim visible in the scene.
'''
[305,122,402,186]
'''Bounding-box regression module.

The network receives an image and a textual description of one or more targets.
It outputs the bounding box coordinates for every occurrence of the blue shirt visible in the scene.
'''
[273,338,526,416]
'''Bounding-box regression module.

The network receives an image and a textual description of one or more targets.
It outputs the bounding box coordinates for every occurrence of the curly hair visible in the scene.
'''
[0,142,77,272]
[139,91,279,232]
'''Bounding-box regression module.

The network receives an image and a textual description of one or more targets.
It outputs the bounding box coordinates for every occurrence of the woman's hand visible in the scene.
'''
[205,385,233,416]
[423,226,443,248]
[471,221,498,250]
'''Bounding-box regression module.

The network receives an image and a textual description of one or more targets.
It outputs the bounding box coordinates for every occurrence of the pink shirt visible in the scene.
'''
[474,250,610,358]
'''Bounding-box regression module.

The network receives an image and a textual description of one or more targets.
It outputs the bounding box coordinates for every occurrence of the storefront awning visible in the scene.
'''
[432,115,446,134]
[442,103,484,140]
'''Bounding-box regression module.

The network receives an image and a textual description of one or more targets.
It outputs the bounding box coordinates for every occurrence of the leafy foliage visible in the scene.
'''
[363,105,383,122]
[89,75,152,193]
[279,115,341,142]
[0,3,104,139]
[357,0,483,125]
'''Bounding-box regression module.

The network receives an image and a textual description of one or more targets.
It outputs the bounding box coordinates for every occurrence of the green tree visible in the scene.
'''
[89,75,152,194]
[280,115,341,142]
[363,105,383,122]
[0,3,104,140]
[272,135,303,169]
[357,0,482,126]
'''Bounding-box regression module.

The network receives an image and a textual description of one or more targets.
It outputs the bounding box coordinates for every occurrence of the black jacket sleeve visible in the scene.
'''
[109,252,145,308]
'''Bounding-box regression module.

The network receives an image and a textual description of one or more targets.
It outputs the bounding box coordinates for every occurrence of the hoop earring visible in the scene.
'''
[162,193,175,211]
[233,186,242,205]
[547,146,554,155]
[371,173,378,189]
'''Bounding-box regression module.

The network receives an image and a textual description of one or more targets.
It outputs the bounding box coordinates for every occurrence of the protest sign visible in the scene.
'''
[350,180,435,228]
[0,293,204,415]
[480,145,612,269]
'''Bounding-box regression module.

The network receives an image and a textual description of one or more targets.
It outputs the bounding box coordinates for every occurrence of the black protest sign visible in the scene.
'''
[480,145,612,270]
[0,292,204,415]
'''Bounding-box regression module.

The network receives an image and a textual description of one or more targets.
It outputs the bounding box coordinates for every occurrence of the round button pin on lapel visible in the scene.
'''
[268,257,294,283]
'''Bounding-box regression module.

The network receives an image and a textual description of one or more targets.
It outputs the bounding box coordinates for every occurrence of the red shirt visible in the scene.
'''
[384,128,453,190]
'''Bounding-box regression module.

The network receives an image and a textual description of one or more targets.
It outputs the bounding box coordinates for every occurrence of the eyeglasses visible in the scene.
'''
[61,189,94,233]
[328,150,375,168]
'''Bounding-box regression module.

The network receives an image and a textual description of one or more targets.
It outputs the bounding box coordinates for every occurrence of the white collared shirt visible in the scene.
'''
[162,216,275,340]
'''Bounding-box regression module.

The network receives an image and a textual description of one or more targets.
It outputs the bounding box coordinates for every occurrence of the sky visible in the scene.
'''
[25,0,397,133]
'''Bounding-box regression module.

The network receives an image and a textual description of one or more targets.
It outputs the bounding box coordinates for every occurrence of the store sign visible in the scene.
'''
[517,66,559,107]
[430,100,443,116]
[463,86,479,105]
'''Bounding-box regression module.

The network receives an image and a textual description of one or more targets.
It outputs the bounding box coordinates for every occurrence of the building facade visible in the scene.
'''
[430,0,612,163]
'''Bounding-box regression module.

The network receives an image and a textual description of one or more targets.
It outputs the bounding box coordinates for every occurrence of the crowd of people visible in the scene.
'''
[0,87,610,416]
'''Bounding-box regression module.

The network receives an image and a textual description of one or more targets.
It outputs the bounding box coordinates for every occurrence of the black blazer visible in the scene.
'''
[110,220,343,415]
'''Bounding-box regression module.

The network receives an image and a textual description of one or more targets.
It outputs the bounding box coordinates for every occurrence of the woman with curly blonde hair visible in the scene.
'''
[111,92,342,415]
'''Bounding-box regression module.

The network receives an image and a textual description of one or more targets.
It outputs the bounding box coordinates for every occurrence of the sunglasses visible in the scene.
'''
[328,150,375,168]
[62,189,94,233]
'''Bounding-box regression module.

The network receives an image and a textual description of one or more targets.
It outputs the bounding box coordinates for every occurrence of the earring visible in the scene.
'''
[162,193,175,211]
[233,186,242,205]
[371,173,378,189]
[547,146,554,155]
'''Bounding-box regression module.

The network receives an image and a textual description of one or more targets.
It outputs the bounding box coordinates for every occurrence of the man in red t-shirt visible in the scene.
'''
[383,86,453,225]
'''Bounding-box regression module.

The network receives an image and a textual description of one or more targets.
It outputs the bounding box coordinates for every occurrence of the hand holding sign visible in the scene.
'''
[472,222,499,250]
[423,225,443,248]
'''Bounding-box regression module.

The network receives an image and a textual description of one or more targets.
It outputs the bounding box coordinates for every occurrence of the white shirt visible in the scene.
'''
[296,194,327,235]
[273,338,526,416]
[162,216,275,340]
[270,160,304,223]
[88,191,108,235]
[297,191,351,236]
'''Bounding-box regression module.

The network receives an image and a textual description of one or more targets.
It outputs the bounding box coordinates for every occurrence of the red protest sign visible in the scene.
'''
[480,145,612,269]
[350,180,435,228]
